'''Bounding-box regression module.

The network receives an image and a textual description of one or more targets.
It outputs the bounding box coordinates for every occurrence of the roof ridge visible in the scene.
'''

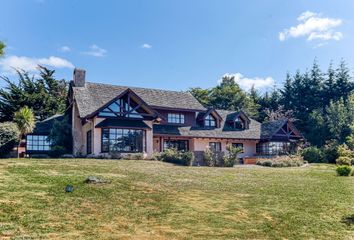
[85,81,191,94]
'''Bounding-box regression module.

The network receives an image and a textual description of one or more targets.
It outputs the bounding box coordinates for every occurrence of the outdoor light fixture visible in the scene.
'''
[65,185,74,193]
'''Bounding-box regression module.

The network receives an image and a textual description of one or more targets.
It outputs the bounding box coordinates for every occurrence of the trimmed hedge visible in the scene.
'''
[159,149,194,166]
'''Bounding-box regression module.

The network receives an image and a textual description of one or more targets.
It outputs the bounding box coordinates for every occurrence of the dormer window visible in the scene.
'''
[205,114,216,127]
[168,113,185,124]
[234,117,244,129]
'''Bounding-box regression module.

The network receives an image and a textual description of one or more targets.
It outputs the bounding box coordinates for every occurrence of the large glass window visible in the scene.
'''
[101,128,145,153]
[98,98,143,119]
[256,141,295,155]
[167,113,185,124]
[205,114,216,127]
[234,117,244,129]
[87,130,92,154]
[26,135,51,151]
[209,142,221,152]
[163,140,189,151]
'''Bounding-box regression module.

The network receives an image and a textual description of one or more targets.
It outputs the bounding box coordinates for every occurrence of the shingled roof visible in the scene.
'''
[73,82,206,118]
[260,119,288,139]
[32,114,65,135]
[153,109,262,140]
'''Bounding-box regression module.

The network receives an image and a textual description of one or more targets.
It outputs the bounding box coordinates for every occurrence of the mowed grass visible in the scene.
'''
[0,159,353,240]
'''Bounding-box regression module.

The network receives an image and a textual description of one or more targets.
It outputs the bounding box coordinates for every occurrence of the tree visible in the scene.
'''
[0,122,20,157]
[323,61,337,106]
[47,116,72,153]
[188,87,211,106]
[0,41,5,56]
[280,73,294,110]
[209,76,249,111]
[13,106,35,157]
[0,66,68,121]
[325,95,354,143]
[334,60,353,102]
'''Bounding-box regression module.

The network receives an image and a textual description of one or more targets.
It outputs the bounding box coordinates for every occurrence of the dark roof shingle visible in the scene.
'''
[73,82,206,118]
[153,109,262,140]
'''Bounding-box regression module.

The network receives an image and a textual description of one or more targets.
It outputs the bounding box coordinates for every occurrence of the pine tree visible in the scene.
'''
[323,61,337,106]
[280,73,293,110]
[335,59,353,102]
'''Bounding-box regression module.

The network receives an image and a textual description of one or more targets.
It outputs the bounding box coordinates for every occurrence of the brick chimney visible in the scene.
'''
[73,68,86,87]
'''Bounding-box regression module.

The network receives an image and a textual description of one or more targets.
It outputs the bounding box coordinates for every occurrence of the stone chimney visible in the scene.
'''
[73,68,86,87]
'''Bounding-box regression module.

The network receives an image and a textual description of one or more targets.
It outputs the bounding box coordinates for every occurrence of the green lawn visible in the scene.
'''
[0,159,353,240]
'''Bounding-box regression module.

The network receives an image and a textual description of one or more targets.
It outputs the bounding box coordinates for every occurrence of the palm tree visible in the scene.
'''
[14,106,35,157]
[0,41,5,56]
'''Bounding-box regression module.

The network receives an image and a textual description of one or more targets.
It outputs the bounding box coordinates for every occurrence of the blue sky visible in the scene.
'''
[0,0,353,92]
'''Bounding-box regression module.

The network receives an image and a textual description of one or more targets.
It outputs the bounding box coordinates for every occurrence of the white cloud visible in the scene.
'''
[141,43,152,49]
[82,44,107,57]
[0,55,74,74]
[58,46,71,52]
[279,11,343,42]
[220,73,275,91]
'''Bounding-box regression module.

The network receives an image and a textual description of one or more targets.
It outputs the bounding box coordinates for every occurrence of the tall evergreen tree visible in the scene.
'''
[0,41,5,56]
[323,61,337,106]
[334,60,353,102]
[280,73,294,110]
[0,66,68,121]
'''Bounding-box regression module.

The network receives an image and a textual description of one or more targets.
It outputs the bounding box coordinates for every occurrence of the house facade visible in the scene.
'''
[24,69,303,161]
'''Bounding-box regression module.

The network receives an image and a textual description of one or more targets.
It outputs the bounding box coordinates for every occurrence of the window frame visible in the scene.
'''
[209,142,221,152]
[167,113,185,124]
[26,134,51,152]
[87,130,92,154]
[205,114,216,127]
[163,140,189,151]
[101,128,146,153]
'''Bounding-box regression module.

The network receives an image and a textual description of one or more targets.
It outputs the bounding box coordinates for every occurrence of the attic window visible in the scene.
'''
[205,114,216,127]
[234,117,244,129]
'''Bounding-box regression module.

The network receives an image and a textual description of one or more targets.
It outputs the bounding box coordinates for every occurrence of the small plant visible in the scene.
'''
[203,147,216,167]
[256,155,304,167]
[48,146,66,158]
[159,148,194,166]
[336,165,353,176]
[336,156,352,166]
[124,153,144,160]
[222,144,243,167]
[301,146,325,163]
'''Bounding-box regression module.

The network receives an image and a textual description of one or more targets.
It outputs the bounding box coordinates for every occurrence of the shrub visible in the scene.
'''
[48,146,66,158]
[222,144,243,167]
[124,153,144,160]
[151,152,163,161]
[336,165,353,176]
[336,156,352,166]
[160,149,194,166]
[256,155,304,167]
[203,148,226,167]
[301,146,325,163]
[0,122,19,157]
[337,144,354,158]
[322,141,339,164]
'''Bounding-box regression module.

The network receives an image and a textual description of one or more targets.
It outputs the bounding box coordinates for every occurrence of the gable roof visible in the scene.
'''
[73,82,206,118]
[261,119,303,140]
[32,114,64,135]
[154,109,262,140]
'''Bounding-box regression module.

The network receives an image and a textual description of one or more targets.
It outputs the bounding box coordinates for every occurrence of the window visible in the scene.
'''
[87,130,92,154]
[209,142,221,152]
[256,141,295,155]
[232,143,244,152]
[234,117,244,129]
[205,114,216,127]
[167,113,185,124]
[98,97,143,119]
[26,135,51,151]
[163,140,189,151]
[101,128,145,153]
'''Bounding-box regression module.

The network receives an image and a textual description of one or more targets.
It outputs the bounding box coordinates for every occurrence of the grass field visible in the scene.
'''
[0,159,353,240]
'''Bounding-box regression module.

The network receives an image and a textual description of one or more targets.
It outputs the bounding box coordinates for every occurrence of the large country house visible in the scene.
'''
[24,69,303,163]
